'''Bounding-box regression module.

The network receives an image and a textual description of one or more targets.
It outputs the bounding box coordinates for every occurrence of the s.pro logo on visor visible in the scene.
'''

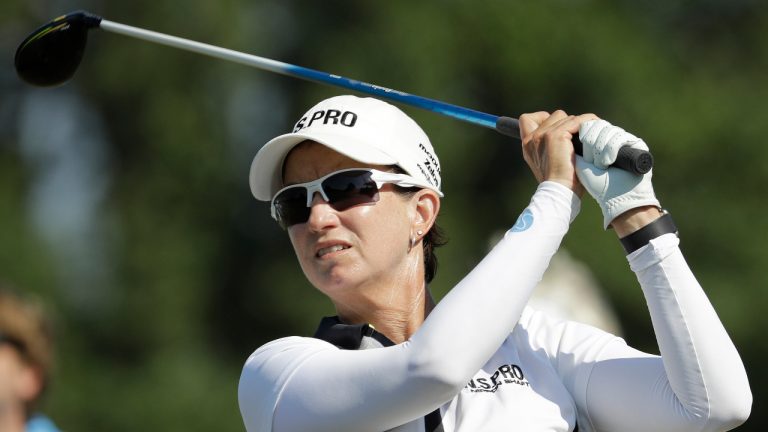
[294,109,358,132]
[510,209,534,233]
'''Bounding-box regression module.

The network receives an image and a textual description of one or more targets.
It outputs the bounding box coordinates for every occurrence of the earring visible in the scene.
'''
[409,230,424,249]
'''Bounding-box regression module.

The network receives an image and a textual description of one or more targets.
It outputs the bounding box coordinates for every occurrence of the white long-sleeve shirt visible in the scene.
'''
[239,182,752,432]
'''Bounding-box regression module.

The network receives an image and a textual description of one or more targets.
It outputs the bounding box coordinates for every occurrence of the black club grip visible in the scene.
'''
[495,116,653,175]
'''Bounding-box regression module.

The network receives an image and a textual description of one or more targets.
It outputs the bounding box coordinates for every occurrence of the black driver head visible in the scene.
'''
[15,11,102,87]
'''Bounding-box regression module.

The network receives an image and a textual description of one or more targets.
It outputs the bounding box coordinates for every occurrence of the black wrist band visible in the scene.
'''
[619,211,678,254]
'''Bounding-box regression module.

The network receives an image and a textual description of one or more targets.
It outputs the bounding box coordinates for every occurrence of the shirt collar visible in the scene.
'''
[313,316,395,350]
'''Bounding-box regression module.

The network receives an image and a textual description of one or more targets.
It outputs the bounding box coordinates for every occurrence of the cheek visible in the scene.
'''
[0,351,24,394]
[287,228,311,262]
[352,198,411,248]
[287,229,323,284]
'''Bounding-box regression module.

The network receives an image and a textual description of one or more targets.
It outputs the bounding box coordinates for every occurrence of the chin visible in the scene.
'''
[311,268,365,297]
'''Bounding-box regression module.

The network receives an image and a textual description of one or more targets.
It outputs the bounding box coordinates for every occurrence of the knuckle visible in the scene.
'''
[542,129,565,142]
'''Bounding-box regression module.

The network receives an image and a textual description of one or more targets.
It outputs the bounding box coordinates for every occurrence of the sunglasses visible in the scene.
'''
[271,168,435,228]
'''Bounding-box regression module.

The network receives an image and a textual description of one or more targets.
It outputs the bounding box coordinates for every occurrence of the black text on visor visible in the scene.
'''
[270,169,430,229]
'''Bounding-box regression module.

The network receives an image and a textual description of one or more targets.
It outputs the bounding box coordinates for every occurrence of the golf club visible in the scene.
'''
[15,10,652,174]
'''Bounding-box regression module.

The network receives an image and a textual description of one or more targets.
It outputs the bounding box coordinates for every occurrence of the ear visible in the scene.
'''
[410,189,440,241]
[16,363,43,402]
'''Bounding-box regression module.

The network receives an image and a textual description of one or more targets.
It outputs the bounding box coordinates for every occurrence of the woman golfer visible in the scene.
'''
[238,95,751,432]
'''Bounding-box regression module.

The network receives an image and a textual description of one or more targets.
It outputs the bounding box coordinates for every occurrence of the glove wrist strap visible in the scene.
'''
[619,211,678,254]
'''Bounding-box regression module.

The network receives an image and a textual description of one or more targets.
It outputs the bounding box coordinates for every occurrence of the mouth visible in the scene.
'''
[316,244,351,258]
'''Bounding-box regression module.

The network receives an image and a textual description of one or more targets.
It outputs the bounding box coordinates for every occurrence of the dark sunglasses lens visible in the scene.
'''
[273,187,309,228]
[274,171,381,228]
[323,171,380,210]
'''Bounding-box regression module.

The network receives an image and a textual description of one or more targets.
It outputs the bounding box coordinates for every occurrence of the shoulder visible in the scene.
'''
[250,335,332,355]
[240,336,335,381]
[238,336,336,432]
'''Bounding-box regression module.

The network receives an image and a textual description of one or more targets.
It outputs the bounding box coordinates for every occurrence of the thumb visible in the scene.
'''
[575,156,608,199]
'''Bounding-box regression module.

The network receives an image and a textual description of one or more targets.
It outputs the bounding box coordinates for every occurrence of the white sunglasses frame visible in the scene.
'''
[270,168,442,223]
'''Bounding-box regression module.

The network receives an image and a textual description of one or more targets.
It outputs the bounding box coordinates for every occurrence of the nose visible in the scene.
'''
[306,192,339,231]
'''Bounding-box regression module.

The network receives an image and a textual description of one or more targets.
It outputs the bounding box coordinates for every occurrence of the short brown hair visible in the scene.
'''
[0,286,54,415]
[419,221,447,284]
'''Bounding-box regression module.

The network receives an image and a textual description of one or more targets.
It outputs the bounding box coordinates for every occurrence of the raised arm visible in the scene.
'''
[570,120,751,431]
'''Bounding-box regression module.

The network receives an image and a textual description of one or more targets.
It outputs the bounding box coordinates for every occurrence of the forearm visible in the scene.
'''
[410,181,579,384]
[580,235,751,432]
[631,234,751,428]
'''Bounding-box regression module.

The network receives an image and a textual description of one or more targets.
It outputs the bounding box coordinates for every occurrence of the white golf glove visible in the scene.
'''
[576,119,660,229]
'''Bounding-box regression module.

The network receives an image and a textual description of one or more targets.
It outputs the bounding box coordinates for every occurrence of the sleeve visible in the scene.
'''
[238,337,334,432]
[238,181,581,432]
[552,234,752,432]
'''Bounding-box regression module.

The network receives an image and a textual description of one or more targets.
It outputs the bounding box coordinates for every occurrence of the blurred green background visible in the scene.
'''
[1,0,765,430]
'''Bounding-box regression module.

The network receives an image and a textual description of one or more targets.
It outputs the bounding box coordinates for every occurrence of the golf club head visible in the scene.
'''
[15,11,102,87]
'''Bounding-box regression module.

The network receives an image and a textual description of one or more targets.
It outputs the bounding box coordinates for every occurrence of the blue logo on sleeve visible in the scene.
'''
[510,209,534,233]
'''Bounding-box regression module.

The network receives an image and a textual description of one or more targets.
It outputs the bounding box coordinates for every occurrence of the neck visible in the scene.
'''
[335,284,436,344]
[0,403,27,432]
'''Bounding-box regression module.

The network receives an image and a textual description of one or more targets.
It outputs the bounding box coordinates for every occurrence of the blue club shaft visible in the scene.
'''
[99,19,506,134]
[282,65,501,130]
[98,17,653,173]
